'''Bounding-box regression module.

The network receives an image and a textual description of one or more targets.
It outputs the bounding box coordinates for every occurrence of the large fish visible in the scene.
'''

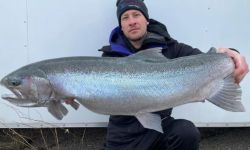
[0,47,245,132]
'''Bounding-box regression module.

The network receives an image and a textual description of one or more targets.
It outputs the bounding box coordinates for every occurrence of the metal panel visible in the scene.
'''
[0,0,249,127]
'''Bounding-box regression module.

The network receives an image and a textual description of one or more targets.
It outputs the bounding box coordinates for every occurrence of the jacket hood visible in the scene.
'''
[108,19,171,55]
[109,27,133,55]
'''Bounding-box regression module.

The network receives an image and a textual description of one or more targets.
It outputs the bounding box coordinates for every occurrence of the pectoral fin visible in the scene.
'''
[135,113,163,133]
[48,101,68,120]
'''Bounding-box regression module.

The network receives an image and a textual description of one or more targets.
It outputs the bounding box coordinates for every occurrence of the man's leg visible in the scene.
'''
[149,117,201,150]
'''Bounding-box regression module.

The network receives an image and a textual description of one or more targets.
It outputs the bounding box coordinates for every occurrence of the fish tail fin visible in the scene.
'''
[207,74,245,112]
[48,101,68,120]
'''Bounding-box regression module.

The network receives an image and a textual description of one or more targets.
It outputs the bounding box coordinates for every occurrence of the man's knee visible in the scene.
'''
[169,119,200,143]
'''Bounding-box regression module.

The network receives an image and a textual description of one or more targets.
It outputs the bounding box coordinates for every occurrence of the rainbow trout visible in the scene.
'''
[0,47,245,132]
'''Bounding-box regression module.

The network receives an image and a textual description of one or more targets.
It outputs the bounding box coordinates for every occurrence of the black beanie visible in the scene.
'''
[116,0,149,25]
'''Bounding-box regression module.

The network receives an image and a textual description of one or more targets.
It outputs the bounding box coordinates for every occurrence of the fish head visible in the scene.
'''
[1,67,53,107]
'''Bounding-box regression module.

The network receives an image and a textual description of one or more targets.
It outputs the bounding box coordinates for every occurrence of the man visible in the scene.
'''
[99,0,249,149]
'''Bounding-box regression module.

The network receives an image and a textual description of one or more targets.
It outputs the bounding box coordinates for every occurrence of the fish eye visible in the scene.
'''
[9,80,21,86]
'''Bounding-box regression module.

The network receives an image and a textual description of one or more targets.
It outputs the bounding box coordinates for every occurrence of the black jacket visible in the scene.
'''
[99,19,202,150]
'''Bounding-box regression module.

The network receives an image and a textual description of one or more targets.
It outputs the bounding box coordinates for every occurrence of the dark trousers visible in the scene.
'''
[102,117,200,150]
[148,117,201,150]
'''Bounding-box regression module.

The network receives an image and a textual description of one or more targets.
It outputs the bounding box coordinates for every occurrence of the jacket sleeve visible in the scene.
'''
[164,37,240,58]
[163,37,203,58]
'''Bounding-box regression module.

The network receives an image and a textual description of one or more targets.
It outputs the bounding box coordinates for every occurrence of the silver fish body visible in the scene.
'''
[0,47,245,132]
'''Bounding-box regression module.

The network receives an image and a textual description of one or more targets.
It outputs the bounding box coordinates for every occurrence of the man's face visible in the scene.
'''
[120,10,148,42]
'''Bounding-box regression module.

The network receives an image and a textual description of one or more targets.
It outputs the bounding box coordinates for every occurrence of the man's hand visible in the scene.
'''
[217,48,249,84]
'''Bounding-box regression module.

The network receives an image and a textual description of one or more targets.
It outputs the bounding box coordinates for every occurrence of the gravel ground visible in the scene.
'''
[0,127,250,150]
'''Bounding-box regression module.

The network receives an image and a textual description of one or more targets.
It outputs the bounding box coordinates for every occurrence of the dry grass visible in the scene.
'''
[1,127,250,150]
[0,128,106,150]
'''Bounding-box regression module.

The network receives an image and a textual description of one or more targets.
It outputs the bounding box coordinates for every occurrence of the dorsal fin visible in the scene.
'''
[125,47,168,62]
[207,47,218,53]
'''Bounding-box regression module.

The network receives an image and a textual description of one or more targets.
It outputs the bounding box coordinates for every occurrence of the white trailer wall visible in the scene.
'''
[0,0,249,128]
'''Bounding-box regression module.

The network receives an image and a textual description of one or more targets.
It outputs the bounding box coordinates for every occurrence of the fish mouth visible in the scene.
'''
[0,77,20,100]
[1,88,22,100]
[1,88,41,107]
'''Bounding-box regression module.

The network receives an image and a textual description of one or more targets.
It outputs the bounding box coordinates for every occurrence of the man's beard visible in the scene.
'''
[130,32,147,42]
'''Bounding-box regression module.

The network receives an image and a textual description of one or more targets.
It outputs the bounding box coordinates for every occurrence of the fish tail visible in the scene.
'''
[207,74,245,112]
